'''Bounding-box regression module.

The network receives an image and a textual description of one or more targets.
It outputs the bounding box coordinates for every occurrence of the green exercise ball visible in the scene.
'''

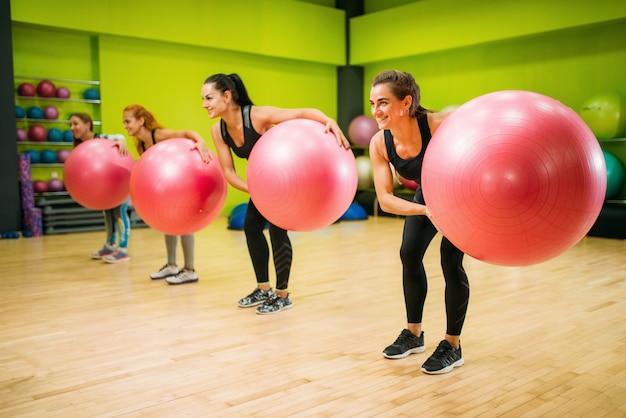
[603,150,624,199]
[580,93,626,139]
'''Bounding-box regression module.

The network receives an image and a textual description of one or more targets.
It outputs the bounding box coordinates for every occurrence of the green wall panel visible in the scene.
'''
[351,0,626,65]
[10,0,346,66]
[360,20,626,117]
[12,25,338,215]
[98,35,338,213]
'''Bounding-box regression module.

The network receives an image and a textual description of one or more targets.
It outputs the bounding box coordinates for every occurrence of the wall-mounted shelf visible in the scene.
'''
[16,118,102,125]
[17,141,73,146]
[16,95,101,104]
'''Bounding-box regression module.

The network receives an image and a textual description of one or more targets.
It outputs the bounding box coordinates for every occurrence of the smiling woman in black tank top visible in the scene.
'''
[368,70,470,375]
[200,73,350,315]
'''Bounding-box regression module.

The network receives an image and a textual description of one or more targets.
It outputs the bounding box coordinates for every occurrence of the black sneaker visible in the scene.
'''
[421,340,464,374]
[237,287,274,308]
[383,329,425,359]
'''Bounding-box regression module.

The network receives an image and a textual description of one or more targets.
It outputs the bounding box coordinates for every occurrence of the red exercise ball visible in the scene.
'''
[18,82,36,96]
[130,138,227,235]
[36,79,56,97]
[422,90,606,266]
[33,180,48,193]
[63,138,135,210]
[247,119,358,231]
[28,125,47,142]
[348,115,378,146]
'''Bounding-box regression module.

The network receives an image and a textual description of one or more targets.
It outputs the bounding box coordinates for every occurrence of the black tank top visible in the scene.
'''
[220,105,262,159]
[384,113,431,184]
[140,129,158,153]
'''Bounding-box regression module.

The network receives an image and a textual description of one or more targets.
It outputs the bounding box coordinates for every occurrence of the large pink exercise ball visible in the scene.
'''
[63,138,135,210]
[348,115,378,146]
[247,119,358,232]
[422,90,606,266]
[130,138,227,236]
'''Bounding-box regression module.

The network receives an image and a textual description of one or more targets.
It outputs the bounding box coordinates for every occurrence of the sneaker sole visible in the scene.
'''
[103,258,130,264]
[383,346,426,359]
[237,299,269,308]
[420,358,464,375]
[150,274,178,280]
[237,301,264,308]
[166,278,199,285]
[255,303,293,315]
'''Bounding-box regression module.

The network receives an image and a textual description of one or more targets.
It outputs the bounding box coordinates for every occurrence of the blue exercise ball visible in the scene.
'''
[83,88,100,100]
[40,149,58,164]
[16,105,25,118]
[63,129,74,142]
[24,150,41,164]
[47,128,63,142]
[27,106,44,119]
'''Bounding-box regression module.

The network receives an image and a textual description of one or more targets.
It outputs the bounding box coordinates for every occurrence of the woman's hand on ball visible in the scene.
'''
[324,120,350,149]
[191,141,212,163]
[113,136,129,156]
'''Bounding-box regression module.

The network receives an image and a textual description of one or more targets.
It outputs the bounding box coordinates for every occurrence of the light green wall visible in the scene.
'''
[11,0,344,214]
[98,35,338,210]
[360,20,626,112]
[10,0,345,65]
[351,0,626,64]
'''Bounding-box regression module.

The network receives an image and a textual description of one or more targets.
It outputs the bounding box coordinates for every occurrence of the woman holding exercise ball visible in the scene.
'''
[69,113,131,263]
[123,104,211,284]
[201,73,349,314]
[368,70,469,374]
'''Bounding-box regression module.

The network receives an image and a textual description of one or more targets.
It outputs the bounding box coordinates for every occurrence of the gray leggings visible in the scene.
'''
[164,234,194,270]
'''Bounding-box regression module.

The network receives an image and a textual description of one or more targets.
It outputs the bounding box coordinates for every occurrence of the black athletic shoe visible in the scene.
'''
[421,340,464,374]
[383,329,425,359]
[237,287,274,308]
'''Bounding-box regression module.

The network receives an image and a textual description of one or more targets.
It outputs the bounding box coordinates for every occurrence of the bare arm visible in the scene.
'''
[369,131,430,217]
[252,106,350,149]
[211,123,248,193]
[152,127,211,163]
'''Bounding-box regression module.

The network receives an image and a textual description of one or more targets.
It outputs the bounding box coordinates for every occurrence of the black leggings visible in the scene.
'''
[400,188,469,336]
[244,199,292,291]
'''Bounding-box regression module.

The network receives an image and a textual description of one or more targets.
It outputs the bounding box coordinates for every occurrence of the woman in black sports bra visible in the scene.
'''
[201,73,349,315]
[369,70,469,375]
[123,104,212,286]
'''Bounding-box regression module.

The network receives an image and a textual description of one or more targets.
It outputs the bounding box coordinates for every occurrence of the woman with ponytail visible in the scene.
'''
[369,70,469,374]
[201,73,349,314]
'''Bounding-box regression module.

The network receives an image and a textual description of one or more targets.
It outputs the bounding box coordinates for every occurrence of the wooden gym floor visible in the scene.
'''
[1,216,625,417]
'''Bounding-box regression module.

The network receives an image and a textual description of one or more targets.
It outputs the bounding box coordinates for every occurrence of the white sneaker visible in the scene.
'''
[150,264,180,280]
[166,269,199,285]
